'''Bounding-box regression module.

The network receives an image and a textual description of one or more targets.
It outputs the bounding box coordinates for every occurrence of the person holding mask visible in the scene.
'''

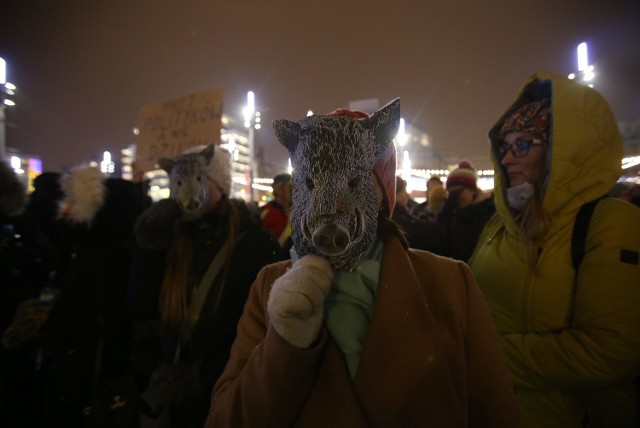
[207,100,519,427]
[469,72,640,427]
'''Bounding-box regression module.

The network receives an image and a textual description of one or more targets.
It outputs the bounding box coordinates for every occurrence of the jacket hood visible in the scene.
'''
[59,166,144,238]
[59,166,106,224]
[488,72,622,234]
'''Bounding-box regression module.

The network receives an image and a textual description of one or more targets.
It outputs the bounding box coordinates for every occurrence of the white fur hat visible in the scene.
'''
[59,166,106,224]
[183,145,233,195]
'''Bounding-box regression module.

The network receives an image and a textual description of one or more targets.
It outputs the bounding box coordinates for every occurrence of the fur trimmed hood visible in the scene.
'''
[59,166,106,224]
[59,166,147,240]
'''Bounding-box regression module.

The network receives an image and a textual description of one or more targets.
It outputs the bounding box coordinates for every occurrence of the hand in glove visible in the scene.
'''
[268,255,333,349]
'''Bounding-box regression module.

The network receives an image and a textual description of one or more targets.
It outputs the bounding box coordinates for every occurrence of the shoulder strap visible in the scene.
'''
[181,230,248,342]
[184,239,232,335]
[567,195,606,327]
[571,195,607,271]
[173,239,231,362]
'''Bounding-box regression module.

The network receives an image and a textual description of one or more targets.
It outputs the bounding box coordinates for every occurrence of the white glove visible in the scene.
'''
[267,255,333,349]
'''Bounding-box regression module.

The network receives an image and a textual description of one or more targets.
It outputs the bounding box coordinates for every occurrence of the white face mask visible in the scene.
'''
[506,182,534,211]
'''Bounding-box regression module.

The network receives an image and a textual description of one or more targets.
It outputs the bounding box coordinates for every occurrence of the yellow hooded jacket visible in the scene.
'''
[469,72,640,427]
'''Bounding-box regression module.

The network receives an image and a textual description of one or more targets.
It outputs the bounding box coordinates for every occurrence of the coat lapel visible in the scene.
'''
[353,236,458,423]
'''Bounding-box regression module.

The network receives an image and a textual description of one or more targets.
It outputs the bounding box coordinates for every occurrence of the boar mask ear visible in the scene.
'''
[202,144,215,165]
[366,98,401,156]
[158,158,173,174]
[273,119,301,154]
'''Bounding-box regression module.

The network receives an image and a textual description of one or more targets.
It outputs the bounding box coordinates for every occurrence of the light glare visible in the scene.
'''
[577,42,588,71]
[396,118,407,147]
[0,57,5,84]
[10,156,21,169]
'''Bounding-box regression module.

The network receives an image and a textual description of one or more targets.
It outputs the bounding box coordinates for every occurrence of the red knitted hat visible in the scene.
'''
[329,109,397,217]
[446,161,477,190]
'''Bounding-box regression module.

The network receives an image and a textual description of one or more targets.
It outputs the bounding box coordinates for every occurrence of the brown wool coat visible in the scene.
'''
[206,235,520,427]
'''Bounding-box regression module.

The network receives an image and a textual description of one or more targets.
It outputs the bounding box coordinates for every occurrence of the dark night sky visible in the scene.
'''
[1,0,639,174]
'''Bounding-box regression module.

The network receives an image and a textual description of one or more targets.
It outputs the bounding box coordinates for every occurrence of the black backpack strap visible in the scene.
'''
[571,195,607,271]
[567,195,606,327]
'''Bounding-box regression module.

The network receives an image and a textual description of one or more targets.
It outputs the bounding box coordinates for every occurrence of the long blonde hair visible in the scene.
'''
[159,197,240,333]
[513,178,552,268]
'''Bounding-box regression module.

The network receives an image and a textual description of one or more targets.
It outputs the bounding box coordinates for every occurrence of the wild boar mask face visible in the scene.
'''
[273,99,400,271]
[159,144,215,219]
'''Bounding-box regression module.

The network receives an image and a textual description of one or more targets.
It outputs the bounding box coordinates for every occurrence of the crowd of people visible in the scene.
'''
[0,72,639,427]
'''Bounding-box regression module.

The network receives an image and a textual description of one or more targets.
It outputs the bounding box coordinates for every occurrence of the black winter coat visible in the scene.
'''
[38,178,144,427]
[129,198,282,427]
[436,195,495,262]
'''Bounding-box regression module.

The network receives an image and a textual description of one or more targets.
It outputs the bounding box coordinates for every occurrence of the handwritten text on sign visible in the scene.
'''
[136,88,223,172]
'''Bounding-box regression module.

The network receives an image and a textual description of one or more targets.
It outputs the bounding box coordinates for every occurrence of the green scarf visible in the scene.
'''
[291,240,384,379]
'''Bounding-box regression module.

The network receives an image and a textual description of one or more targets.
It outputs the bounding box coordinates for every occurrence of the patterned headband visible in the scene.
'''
[500,99,551,142]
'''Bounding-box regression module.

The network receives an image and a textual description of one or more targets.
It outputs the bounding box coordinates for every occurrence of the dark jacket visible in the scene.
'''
[130,198,283,427]
[38,177,144,427]
[0,167,59,427]
[435,193,495,262]
[391,203,446,254]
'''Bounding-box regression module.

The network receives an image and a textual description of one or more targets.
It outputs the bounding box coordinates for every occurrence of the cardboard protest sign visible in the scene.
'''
[136,88,223,172]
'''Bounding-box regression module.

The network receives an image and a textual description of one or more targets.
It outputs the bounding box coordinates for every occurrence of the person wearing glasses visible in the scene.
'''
[469,72,640,427]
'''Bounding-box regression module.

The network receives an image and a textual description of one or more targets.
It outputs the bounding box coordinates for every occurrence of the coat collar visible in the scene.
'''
[352,235,458,420]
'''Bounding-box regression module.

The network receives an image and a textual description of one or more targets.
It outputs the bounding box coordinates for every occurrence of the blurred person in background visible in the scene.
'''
[25,172,66,251]
[425,184,446,221]
[130,145,282,427]
[260,172,293,252]
[432,161,494,262]
[469,72,640,427]
[392,176,444,253]
[0,162,58,426]
[411,175,443,219]
[608,181,631,202]
[630,184,640,207]
[38,166,146,427]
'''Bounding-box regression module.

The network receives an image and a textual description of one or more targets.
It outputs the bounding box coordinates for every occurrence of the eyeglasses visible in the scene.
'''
[497,138,544,159]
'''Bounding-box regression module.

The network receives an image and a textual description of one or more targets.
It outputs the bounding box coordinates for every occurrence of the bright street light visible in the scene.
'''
[243,91,255,128]
[0,57,17,161]
[0,58,5,84]
[243,90,260,200]
[402,150,412,185]
[395,118,407,147]
[574,42,595,87]
[577,42,589,72]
